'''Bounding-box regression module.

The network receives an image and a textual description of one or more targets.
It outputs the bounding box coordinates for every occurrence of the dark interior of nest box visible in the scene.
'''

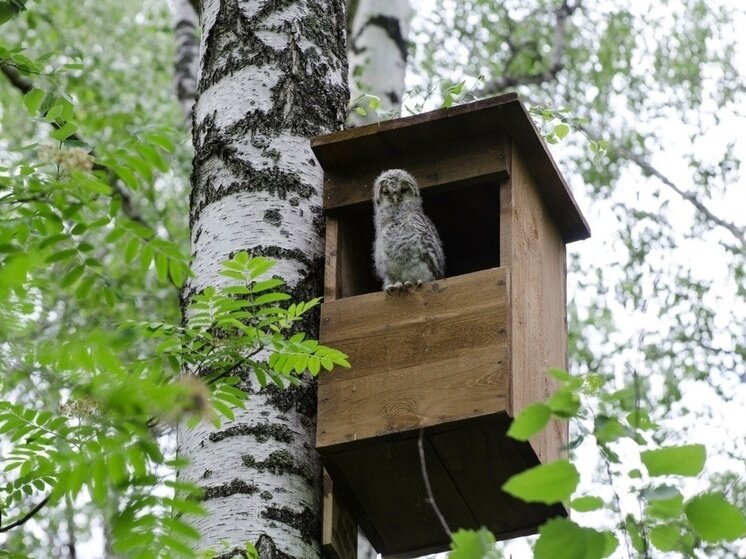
[333,178,502,299]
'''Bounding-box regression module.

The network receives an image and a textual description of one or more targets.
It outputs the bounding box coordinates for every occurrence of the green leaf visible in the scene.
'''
[253,292,291,305]
[114,165,139,191]
[144,132,175,153]
[534,518,616,559]
[448,528,499,559]
[685,493,746,542]
[168,258,185,287]
[647,492,684,519]
[124,237,139,263]
[45,104,63,122]
[554,123,570,139]
[593,415,627,443]
[47,248,77,263]
[507,403,551,441]
[51,122,78,141]
[649,524,682,552]
[546,389,580,418]
[570,496,604,512]
[61,265,85,288]
[641,444,706,477]
[23,88,45,115]
[502,459,579,504]
[155,253,168,282]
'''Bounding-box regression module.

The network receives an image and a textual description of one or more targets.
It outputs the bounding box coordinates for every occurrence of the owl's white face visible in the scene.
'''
[373,169,420,207]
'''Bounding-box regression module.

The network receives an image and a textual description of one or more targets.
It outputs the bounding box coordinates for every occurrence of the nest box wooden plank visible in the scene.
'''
[311,93,590,558]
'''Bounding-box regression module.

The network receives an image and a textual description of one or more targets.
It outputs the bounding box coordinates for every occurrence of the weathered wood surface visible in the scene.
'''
[324,217,340,301]
[507,147,569,464]
[321,132,508,211]
[317,267,509,449]
[311,93,590,242]
[321,415,567,558]
[322,470,358,559]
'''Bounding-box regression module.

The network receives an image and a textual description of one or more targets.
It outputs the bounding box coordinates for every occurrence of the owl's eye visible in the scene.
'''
[381,187,389,195]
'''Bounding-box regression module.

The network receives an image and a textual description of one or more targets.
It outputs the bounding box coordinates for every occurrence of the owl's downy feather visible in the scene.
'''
[372,169,445,291]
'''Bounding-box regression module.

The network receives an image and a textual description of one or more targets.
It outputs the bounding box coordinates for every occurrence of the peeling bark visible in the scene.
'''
[178,1,347,557]
[348,0,410,125]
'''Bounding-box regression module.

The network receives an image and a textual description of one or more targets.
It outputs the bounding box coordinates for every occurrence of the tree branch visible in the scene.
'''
[417,429,451,538]
[575,121,746,251]
[0,495,50,533]
[616,145,746,250]
[1,63,149,227]
[481,0,580,95]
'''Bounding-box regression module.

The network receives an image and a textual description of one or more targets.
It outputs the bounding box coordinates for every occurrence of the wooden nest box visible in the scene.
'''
[311,93,590,558]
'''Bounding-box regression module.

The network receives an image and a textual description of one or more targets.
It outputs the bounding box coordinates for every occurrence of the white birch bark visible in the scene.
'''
[169,0,200,129]
[348,0,410,125]
[177,1,348,557]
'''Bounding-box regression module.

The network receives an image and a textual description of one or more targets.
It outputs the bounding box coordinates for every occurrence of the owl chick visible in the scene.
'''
[373,169,445,294]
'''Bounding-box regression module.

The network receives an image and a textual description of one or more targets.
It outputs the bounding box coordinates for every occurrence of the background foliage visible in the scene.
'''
[1,0,745,557]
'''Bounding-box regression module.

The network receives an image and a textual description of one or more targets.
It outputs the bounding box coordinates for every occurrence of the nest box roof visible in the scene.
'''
[311,92,591,243]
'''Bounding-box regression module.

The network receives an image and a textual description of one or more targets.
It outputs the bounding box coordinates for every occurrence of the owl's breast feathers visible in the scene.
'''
[382,211,445,280]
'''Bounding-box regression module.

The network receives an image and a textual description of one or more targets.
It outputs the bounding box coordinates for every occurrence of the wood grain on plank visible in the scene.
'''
[323,133,508,211]
[317,268,509,448]
[507,148,569,464]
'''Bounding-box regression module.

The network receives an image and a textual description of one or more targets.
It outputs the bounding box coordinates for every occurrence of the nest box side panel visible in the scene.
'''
[507,145,569,464]
[322,470,357,559]
[316,267,509,450]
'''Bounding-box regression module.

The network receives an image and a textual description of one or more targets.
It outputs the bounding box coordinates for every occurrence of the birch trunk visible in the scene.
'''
[177,1,348,557]
[348,0,410,125]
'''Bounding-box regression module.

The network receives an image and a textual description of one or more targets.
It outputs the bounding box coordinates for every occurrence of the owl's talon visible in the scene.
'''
[415,280,423,290]
[385,283,403,294]
[403,281,413,290]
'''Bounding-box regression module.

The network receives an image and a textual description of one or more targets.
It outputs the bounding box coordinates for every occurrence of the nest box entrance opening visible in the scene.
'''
[311,93,590,559]
[331,178,502,298]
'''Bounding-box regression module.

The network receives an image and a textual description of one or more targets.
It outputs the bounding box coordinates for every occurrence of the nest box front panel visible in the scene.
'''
[316,267,509,450]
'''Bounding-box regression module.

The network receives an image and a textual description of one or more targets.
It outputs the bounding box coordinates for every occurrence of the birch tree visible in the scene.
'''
[347,0,410,124]
[177,1,348,557]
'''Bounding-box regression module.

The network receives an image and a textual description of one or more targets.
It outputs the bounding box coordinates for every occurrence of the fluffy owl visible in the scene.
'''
[373,169,445,293]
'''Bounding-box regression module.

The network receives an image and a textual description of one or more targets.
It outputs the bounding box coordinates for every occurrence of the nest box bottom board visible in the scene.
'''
[320,413,566,558]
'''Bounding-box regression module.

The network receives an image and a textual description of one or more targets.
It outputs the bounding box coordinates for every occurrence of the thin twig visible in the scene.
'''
[417,428,451,537]
[0,495,50,532]
[613,144,746,251]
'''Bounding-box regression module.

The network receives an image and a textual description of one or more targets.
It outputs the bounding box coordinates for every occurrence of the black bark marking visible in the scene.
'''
[242,449,316,486]
[261,505,318,543]
[189,148,318,226]
[202,478,259,500]
[209,422,293,443]
[264,384,316,419]
[263,208,282,226]
[248,246,315,269]
[214,548,250,559]
[351,14,409,62]
[255,534,293,559]
[191,0,349,223]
